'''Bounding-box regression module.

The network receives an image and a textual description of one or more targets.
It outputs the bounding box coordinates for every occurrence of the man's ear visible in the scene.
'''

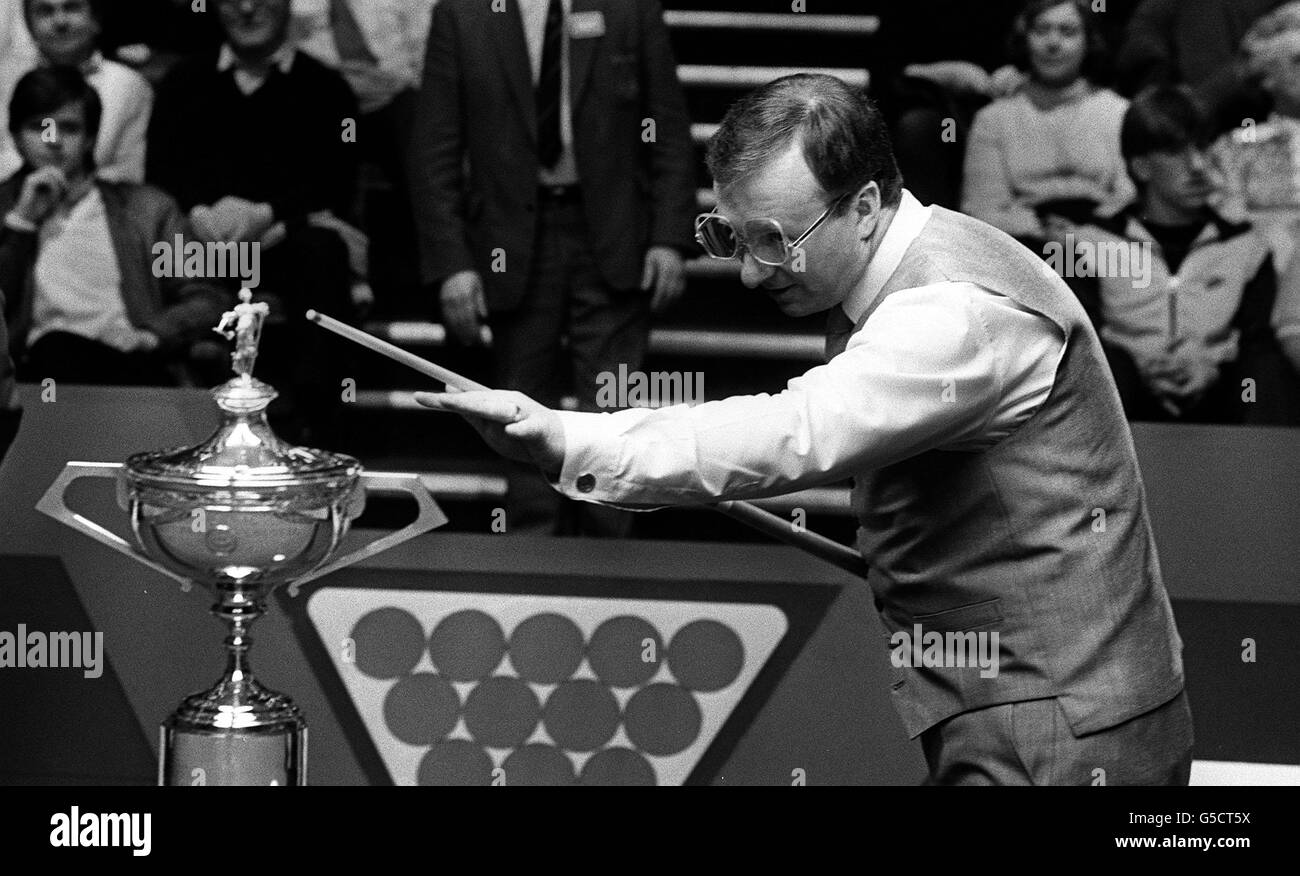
[854,182,883,239]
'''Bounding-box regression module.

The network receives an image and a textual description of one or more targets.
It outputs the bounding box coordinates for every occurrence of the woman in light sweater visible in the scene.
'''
[962,0,1136,242]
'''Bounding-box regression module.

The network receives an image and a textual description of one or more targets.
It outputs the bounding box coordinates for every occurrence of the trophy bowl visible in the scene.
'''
[37,291,447,786]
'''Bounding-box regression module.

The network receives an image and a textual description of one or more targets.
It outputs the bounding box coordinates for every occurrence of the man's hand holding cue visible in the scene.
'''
[414,390,566,478]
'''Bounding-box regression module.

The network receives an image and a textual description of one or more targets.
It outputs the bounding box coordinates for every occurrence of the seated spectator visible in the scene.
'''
[1078,86,1293,424]
[0,0,37,74]
[1115,0,1282,134]
[146,0,361,443]
[1212,1,1300,271]
[864,0,1026,209]
[1266,236,1300,419]
[0,67,228,386]
[0,0,153,183]
[962,0,1136,242]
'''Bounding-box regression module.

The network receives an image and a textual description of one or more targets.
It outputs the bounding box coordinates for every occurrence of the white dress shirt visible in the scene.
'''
[553,191,1066,506]
[291,0,437,94]
[217,43,297,97]
[29,186,154,353]
[518,0,578,186]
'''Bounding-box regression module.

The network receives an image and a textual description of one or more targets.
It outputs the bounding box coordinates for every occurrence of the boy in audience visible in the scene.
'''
[1080,85,1289,423]
[0,0,153,183]
[0,68,227,385]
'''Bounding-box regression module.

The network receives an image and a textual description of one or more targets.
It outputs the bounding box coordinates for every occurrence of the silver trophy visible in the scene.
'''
[38,290,447,785]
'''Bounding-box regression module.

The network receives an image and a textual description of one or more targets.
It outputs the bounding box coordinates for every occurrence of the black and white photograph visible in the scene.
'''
[0,0,1295,855]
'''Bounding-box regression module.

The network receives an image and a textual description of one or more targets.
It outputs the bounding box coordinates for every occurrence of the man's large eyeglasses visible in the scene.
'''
[695,192,852,267]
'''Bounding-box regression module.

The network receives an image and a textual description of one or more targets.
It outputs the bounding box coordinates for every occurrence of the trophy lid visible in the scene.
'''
[124,290,360,491]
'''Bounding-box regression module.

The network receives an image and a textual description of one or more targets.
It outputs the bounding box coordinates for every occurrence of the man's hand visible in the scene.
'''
[339,61,408,114]
[414,389,565,475]
[12,167,67,227]
[642,246,685,312]
[440,270,488,346]
[190,197,276,244]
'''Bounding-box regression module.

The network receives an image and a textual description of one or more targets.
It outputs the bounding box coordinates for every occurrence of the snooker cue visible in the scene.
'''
[306,310,871,581]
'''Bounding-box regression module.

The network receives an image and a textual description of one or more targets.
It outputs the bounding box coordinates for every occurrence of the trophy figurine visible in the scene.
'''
[38,290,447,785]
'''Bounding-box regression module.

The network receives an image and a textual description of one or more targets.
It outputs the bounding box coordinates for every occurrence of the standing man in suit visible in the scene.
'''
[0,297,18,464]
[410,0,696,537]
[419,75,1192,785]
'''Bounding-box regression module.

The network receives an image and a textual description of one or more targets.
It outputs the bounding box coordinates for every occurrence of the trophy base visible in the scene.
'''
[158,679,307,786]
[160,721,306,786]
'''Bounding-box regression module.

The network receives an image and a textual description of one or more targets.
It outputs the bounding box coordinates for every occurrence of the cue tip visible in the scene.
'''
[304,309,321,322]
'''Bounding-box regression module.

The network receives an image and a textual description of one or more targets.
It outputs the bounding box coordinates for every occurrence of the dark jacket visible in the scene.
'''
[410,0,697,310]
[0,174,230,363]
[0,296,17,463]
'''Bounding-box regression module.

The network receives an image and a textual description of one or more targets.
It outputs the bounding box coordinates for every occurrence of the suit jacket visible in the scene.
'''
[0,174,231,362]
[410,0,697,310]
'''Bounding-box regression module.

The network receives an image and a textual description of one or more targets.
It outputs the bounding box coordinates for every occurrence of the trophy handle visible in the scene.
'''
[35,462,195,591]
[286,472,448,596]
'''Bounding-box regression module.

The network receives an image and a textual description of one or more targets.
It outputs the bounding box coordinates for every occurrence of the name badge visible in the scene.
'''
[569,11,605,39]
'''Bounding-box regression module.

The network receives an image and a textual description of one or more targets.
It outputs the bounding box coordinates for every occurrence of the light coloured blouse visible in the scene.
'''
[962,85,1136,239]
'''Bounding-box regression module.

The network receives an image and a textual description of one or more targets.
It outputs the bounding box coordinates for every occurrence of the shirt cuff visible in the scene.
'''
[553,408,657,502]
[3,212,38,233]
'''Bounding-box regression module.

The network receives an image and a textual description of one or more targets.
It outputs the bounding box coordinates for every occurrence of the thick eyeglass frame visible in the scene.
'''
[695,190,855,267]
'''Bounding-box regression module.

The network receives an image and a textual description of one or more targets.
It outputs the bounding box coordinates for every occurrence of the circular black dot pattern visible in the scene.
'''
[580,747,657,786]
[623,683,702,756]
[349,608,425,679]
[542,680,620,752]
[383,673,459,745]
[509,613,585,683]
[429,610,505,681]
[417,740,495,786]
[668,620,745,692]
[587,615,662,688]
[462,675,541,748]
[501,744,577,786]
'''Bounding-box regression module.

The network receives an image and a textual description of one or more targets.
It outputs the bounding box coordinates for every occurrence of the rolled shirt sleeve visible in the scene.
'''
[554,283,1065,508]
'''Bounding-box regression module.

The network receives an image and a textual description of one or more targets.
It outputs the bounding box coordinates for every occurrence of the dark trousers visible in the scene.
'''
[21,331,176,387]
[921,689,1194,786]
[491,190,651,537]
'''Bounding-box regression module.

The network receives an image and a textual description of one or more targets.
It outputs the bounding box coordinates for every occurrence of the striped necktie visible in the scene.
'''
[536,0,564,169]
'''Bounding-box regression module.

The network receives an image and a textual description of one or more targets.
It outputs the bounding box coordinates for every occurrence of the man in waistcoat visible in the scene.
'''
[416,74,1192,786]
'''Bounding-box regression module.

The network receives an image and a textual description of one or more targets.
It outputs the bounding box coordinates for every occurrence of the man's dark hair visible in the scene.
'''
[706,73,904,213]
[1120,85,1212,164]
[7,65,103,146]
[1008,0,1111,84]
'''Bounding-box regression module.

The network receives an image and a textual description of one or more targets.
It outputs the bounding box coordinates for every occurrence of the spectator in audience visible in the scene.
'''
[0,0,37,73]
[1212,2,1300,272]
[864,0,1026,210]
[411,0,697,536]
[291,0,437,313]
[962,0,1135,245]
[1077,86,1294,423]
[0,68,228,386]
[146,0,361,443]
[1266,238,1300,418]
[1116,0,1283,133]
[0,0,153,184]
